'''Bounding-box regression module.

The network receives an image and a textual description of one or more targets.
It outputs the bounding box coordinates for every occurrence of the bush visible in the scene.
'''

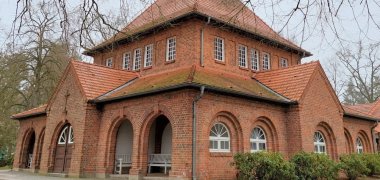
[361,154,380,176]
[340,154,370,180]
[291,151,339,180]
[233,152,296,180]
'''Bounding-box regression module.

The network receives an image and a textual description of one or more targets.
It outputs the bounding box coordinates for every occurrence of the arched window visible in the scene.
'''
[314,131,326,154]
[209,123,230,152]
[250,127,266,152]
[58,125,74,145]
[356,138,364,154]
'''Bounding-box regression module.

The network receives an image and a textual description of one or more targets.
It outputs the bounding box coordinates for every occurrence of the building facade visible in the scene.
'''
[12,0,379,179]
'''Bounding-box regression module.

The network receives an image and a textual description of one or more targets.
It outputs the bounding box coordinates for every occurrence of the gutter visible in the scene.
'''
[192,86,205,180]
[11,111,47,120]
[343,112,380,122]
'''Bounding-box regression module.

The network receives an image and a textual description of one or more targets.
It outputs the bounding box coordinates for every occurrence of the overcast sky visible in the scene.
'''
[0,0,379,68]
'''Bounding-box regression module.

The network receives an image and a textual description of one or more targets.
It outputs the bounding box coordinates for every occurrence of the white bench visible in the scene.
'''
[114,154,132,174]
[148,154,171,174]
[27,154,33,168]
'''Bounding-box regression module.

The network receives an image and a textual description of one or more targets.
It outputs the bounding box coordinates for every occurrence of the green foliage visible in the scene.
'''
[233,152,297,180]
[340,154,370,180]
[290,151,339,180]
[361,154,380,176]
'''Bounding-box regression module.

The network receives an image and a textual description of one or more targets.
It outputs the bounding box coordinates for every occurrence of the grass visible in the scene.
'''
[0,165,11,170]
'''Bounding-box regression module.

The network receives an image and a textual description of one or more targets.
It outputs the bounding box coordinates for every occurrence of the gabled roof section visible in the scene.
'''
[95,65,291,104]
[254,61,319,101]
[84,0,311,56]
[71,61,138,99]
[11,104,47,120]
[343,100,380,122]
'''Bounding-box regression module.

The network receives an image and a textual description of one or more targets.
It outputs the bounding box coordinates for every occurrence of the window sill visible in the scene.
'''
[143,66,152,70]
[165,60,175,65]
[209,152,233,157]
[215,60,226,65]
[132,69,141,72]
[239,66,249,71]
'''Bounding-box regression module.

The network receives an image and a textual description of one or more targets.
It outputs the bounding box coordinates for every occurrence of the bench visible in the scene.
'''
[27,154,33,168]
[148,154,171,174]
[114,154,132,174]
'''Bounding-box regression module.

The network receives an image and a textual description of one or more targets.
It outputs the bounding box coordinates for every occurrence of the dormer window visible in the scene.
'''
[214,37,224,61]
[251,49,259,71]
[106,58,113,67]
[123,52,131,70]
[166,37,176,61]
[262,52,270,70]
[280,58,288,68]
[144,44,153,67]
[238,45,248,68]
[133,48,142,70]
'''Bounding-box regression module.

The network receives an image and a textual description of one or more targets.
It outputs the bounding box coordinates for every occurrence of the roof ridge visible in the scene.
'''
[255,61,319,75]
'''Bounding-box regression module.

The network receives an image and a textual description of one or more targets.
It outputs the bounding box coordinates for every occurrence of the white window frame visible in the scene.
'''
[250,127,266,152]
[123,52,131,70]
[238,45,248,68]
[356,138,364,154]
[262,52,270,70]
[251,49,259,71]
[106,58,113,67]
[314,131,326,154]
[166,37,176,61]
[133,48,142,70]
[209,123,230,152]
[144,44,154,68]
[214,37,224,61]
[58,126,68,145]
[280,57,288,68]
[68,126,74,144]
[58,125,74,144]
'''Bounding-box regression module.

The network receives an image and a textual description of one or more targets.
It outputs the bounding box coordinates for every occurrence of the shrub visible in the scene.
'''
[340,154,370,180]
[361,154,380,176]
[291,151,339,180]
[233,152,296,180]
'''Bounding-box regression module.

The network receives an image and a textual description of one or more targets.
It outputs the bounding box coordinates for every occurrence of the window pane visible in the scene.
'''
[238,45,247,68]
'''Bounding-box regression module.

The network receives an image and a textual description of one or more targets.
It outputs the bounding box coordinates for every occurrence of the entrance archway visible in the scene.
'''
[114,121,133,174]
[53,124,74,173]
[147,115,172,175]
[24,131,35,168]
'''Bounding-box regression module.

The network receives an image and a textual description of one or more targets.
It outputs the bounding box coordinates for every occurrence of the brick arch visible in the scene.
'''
[46,120,70,171]
[104,115,134,173]
[208,111,244,153]
[251,116,279,152]
[19,128,35,168]
[34,127,45,169]
[344,128,354,154]
[315,122,338,160]
[138,107,175,174]
[357,130,372,153]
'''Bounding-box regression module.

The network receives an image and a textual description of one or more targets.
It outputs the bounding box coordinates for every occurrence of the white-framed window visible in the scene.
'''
[251,49,259,71]
[314,131,326,154]
[280,58,288,68]
[214,37,224,61]
[123,52,131,70]
[133,48,142,70]
[262,52,270,70]
[209,123,230,152]
[166,37,176,61]
[238,45,248,68]
[144,44,154,67]
[106,58,113,67]
[58,125,74,144]
[356,138,364,154]
[250,127,266,152]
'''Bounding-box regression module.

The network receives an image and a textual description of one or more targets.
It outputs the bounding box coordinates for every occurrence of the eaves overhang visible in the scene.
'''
[11,112,47,120]
[344,112,380,122]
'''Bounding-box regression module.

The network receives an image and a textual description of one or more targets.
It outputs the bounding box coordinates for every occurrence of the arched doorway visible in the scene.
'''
[114,121,133,174]
[35,129,45,169]
[24,131,35,168]
[53,124,74,173]
[147,115,172,175]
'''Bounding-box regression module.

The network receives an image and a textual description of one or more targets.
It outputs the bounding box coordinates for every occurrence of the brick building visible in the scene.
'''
[11,0,379,179]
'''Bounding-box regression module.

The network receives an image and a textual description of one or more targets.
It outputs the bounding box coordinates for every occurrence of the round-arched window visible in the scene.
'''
[314,131,326,154]
[356,138,363,154]
[250,127,266,152]
[209,123,230,152]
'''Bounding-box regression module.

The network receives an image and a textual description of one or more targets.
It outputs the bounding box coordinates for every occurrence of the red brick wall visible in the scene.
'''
[343,117,375,153]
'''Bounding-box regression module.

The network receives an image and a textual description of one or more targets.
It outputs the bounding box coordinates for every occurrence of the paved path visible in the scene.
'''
[0,170,97,180]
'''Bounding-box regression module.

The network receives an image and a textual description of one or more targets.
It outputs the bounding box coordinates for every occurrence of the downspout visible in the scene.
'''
[371,120,379,152]
[200,17,211,67]
[192,86,205,180]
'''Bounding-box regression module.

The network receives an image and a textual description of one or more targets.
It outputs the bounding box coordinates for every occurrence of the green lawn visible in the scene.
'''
[0,166,11,170]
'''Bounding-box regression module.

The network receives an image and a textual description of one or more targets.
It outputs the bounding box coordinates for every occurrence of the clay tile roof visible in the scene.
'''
[343,104,379,121]
[71,61,138,99]
[12,104,47,119]
[96,65,290,103]
[254,61,319,101]
[86,0,310,56]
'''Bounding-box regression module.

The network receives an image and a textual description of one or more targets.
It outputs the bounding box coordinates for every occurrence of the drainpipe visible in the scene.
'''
[371,120,379,152]
[192,86,205,180]
[200,17,211,67]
